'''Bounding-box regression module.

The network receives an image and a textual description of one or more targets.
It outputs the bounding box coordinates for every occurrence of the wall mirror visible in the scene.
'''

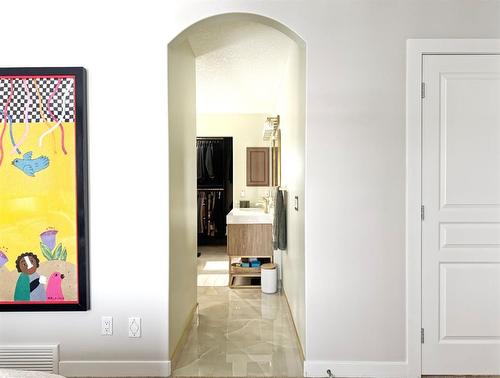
[265,115,281,187]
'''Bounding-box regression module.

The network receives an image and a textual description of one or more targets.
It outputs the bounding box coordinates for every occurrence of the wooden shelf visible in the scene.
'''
[230,265,260,275]
[228,256,272,289]
[229,274,262,289]
[232,273,261,277]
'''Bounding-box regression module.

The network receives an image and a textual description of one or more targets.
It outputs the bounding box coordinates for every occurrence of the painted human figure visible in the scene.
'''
[14,252,47,301]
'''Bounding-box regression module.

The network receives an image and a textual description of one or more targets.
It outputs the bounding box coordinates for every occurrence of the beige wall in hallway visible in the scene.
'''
[276,40,306,352]
[168,40,198,358]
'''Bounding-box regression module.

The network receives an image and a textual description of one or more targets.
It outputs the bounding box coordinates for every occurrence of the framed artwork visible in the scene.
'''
[0,67,89,311]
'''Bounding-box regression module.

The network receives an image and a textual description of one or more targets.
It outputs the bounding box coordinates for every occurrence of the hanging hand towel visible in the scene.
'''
[273,188,287,250]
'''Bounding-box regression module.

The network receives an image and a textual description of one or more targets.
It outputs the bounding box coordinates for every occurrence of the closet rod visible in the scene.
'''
[197,137,224,140]
[198,188,225,191]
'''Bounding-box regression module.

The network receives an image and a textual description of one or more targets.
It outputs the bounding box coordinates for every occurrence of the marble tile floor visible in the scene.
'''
[172,286,304,377]
[197,246,229,287]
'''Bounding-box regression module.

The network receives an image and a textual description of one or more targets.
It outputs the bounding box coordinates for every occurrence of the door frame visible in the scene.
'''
[406,39,500,377]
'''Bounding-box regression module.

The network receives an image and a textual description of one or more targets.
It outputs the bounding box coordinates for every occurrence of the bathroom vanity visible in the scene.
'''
[226,208,273,288]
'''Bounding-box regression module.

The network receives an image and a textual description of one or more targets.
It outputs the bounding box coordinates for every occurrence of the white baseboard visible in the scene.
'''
[59,360,171,377]
[304,360,408,378]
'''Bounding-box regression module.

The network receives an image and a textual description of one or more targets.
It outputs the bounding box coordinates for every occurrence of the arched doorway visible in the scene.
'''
[168,13,306,376]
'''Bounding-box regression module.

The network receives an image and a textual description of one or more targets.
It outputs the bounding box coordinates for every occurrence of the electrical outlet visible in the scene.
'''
[128,317,141,338]
[102,316,113,336]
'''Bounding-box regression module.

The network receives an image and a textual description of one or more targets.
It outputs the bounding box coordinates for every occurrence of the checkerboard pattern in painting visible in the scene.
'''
[0,77,75,123]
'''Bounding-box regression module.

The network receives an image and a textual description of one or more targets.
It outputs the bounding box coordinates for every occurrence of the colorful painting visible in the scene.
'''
[0,67,88,311]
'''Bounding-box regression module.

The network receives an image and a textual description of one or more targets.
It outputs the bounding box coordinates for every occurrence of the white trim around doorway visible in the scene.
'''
[406,38,500,378]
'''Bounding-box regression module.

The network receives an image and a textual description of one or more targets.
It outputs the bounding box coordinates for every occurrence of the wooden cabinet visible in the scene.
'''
[227,224,273,256]
[246,147,270,187]
[227,223,273,288]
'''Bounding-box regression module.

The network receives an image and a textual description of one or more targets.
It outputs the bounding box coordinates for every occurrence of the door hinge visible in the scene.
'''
[421,328,425,343]
[421,82,426,99]
[421,205,425,220]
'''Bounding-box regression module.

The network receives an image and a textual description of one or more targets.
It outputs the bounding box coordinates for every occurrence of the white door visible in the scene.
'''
[422,54,500,375]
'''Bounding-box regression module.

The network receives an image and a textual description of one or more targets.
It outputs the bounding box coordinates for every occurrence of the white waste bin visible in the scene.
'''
[261,263,278,294]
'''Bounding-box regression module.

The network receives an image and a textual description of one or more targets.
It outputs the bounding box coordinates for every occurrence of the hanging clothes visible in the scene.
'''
[206,142,215,179]
[197,190,223,237]
[197,137,233,245]
[197,141,204,180]
[207,191,217,236]
[197,139,224,185]
[198,191,206,234]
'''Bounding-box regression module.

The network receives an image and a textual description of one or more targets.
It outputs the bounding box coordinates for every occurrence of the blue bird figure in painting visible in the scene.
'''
[12,151,50,177]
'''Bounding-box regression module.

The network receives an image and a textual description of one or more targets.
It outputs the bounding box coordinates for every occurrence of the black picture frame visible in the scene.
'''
[0,67,89,312]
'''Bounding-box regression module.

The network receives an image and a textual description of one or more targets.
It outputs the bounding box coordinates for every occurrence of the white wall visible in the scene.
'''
[193,22,293,114]
[0,1,499,377]
[168,40,198,359]
[0,2,174,376]
[276,41,306,353]
[197,113,270,207]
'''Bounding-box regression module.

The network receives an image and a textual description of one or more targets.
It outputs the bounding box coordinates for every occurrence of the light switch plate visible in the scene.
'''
[128,317,141,338]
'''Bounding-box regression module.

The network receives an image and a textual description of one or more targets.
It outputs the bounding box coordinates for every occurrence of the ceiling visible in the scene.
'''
[186,19,294,114]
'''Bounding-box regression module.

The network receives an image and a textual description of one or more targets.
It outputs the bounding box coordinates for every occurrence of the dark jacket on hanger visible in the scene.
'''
[206,142,214,178]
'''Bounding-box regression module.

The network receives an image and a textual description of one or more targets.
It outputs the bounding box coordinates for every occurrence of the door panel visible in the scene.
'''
[440,263,500,339]
[422,54,500,375]
[440,222,500,249]
[441,72,500,207]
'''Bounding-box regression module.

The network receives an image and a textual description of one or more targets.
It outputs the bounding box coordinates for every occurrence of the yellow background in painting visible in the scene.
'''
[0,121,77,270]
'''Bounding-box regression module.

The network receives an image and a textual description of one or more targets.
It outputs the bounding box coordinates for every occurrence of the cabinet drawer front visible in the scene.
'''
[227,224,273,256]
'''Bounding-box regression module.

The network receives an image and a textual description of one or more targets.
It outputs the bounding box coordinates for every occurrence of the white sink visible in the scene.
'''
[227,208,273,224]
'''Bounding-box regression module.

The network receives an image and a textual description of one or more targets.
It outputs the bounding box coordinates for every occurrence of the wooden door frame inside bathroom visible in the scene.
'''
[406,38,500,377]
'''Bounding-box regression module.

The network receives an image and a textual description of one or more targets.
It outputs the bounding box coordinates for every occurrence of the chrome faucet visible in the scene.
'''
[262,197,269,213]
[262,194,272,213]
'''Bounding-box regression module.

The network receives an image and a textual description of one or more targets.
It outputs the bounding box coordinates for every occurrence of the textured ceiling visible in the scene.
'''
[187,20,293,114]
